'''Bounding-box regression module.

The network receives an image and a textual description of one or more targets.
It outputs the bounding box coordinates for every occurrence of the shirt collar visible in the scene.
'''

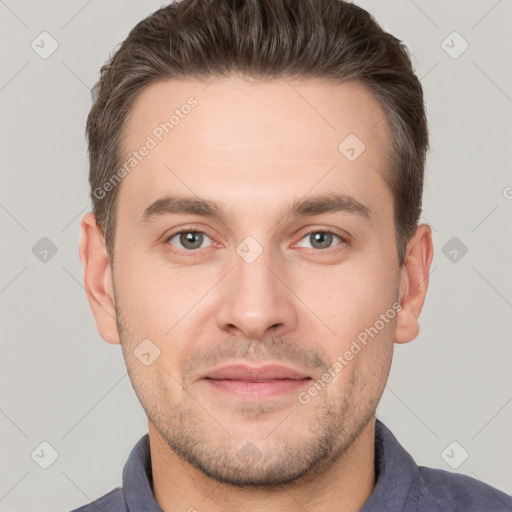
[361,419,419,512]
[123,433,162,512]
[122,419,419,511]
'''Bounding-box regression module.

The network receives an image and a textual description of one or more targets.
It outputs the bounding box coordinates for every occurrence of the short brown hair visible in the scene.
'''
[86,0,428,267]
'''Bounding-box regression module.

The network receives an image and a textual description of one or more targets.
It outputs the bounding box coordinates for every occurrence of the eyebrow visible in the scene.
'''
[139,193,372,225]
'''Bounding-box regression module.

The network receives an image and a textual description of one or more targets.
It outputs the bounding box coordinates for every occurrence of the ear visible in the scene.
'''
[395,223,434,344]
[79,212,120,344]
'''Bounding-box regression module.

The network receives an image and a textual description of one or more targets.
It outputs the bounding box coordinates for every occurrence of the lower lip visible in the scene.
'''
[203,378,311,398]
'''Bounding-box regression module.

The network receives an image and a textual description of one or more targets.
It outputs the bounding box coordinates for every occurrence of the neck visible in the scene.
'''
[149,418,377,512]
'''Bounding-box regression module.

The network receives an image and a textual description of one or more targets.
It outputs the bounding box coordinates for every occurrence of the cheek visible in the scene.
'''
[298,259,398,341]
[114,249,183,318]
[114,257,221,371]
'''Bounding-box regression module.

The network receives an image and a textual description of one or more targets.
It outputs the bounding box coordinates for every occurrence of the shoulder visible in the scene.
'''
[70,487,125,512]
[417,466,512,511]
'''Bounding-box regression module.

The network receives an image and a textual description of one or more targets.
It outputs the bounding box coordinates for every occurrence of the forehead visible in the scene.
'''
[117,75,393,225]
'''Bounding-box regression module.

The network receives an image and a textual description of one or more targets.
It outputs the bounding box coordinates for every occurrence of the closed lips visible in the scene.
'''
[201,364,311,381]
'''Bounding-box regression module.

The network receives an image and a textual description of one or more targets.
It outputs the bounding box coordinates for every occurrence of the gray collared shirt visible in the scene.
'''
[71,419,512,511]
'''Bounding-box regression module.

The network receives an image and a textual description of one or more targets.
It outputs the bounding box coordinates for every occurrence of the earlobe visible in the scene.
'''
[395,223,434,344]
[79,212,121,345]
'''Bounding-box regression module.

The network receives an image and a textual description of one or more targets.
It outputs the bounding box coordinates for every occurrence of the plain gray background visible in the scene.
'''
[1,1,511,510]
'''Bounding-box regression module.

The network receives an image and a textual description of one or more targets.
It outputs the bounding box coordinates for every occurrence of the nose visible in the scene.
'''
[215,247,298,340]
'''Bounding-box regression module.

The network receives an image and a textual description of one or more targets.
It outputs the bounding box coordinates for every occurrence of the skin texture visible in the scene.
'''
[79,75,433,512]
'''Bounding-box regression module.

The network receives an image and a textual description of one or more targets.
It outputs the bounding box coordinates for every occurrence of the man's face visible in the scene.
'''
[110,76,401,485]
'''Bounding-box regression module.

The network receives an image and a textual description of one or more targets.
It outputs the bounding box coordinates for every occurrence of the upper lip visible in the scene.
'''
[200,364,311,381]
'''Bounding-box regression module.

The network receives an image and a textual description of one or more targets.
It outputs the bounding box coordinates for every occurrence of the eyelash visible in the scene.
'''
[164,227,349,256]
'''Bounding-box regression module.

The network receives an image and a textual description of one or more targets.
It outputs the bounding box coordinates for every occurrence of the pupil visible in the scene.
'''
[312,232,331,249]
[181,231,202,249]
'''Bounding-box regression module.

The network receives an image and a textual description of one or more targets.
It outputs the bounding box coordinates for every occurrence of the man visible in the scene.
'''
[74,0,512,510]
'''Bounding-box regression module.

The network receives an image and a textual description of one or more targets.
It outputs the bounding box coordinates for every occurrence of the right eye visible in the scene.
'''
[165,230,215,252]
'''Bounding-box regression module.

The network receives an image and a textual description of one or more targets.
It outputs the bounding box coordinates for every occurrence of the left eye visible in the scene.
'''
[297,230,344,250]
[167,230,214,251]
